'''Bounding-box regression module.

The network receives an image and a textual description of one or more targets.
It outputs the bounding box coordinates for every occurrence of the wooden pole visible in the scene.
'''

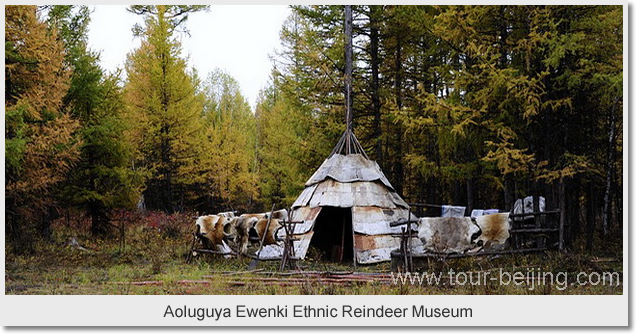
[249,203,276,269]
[406,210,412,272]
[344,5,353,155]
[344,6,357,266]
[559,178,566,251]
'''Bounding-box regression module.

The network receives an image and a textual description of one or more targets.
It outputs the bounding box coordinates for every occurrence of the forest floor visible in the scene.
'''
[5,220,624,295]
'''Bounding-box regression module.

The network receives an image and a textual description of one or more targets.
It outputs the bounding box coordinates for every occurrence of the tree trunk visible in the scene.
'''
[498,6,508,69]
[38,206,54,240]
[393,29,404,194]
[453,181,462,208]
[616,184,622,229]
[532,192,543,248]
[504,174,514,212]
[568,181,580,244]
[90,201,108,236]
[586,183,596,252]
[466,178,474,216]
[602,103,617,236]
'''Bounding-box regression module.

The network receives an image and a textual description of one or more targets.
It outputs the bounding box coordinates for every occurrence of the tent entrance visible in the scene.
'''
[312,206,354,263]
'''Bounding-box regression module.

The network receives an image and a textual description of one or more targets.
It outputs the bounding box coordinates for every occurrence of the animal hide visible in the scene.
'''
[217,211,236,218]
[254,218,281,246]
[266,209,288,221]
[233,216,259,255]
[195,215,232,258]
[223,217,237,239]
[239,213,267,219]
[417,217,481,253]
[474,213,510,250]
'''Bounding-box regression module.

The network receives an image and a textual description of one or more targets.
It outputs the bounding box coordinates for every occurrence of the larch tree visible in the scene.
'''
[5,5,80,252]
[198,69,259,213]
[272,5,622,250]
[124,5,208,213]
[255,77,315,209]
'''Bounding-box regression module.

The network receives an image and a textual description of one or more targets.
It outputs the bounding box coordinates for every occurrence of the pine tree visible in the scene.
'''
[45,5,145,236]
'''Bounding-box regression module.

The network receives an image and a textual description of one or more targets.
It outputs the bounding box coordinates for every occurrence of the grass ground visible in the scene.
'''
[5,215,623,295]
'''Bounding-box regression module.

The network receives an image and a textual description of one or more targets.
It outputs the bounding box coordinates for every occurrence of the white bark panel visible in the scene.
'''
[292,231,314,259]
[305,154,395,190]
[291,184,317,208]
[513,196,545,220]
[256,231,314,260]
[282,206,321,235]
[352,206,415,235]
[354,234,426,264]
[307,180,405,208]
[354,234,400,264]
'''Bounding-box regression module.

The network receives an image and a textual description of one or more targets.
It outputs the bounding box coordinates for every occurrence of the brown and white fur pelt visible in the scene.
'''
[265,209,288,222]
[231,212,285,255]
[217,211,237,238]
[217,211,236,219]
[232,216,260,255]
[254,218,282,246]
[240,213,267,220]
[195,215,232,258]
[473,213,510,250]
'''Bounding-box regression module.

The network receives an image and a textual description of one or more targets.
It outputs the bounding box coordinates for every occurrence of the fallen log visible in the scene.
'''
[225,280,368,287]
[177,280,213,285]
[218,269,266,276]
[108,281,163,286]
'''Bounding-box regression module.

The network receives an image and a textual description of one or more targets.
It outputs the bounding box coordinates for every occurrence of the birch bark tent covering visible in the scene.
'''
[283,130,417,264]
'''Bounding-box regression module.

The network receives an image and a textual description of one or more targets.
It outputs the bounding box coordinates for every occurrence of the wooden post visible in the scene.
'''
[249,203,276,269]
[120,221,125,253]
[559,178,566,251]
[279,214,299,271]
[406,210,412,272]
[186,233,197,264]
[401,227,407,272]
[512,177,521,249]
[533,193,544,248]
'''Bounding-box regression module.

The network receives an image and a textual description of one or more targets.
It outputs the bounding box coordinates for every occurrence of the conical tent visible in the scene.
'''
[266,6,416,264]
[283,130,416,264]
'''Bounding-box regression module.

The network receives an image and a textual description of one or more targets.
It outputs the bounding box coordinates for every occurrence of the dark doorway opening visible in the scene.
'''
[312,206,354,262]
